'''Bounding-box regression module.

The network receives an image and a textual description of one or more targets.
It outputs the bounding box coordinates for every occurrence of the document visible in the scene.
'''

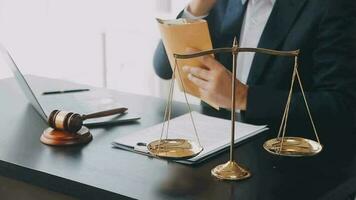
[112,112,268,164]
[157,18,218,109]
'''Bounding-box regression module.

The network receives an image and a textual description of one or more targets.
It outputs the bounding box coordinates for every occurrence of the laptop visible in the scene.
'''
[0,44,140,126]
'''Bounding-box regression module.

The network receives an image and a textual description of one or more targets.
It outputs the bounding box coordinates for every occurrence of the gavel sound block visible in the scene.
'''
[41,108,127,146]
[41,126,92,146]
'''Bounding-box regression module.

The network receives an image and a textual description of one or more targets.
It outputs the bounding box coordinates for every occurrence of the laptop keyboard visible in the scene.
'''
[38,89,124,115]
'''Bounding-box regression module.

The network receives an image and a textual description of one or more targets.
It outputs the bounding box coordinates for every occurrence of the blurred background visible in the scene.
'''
[0,0,200,103]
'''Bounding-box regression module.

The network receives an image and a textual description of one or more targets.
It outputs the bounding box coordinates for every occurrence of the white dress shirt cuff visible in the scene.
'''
[181,7,209,19]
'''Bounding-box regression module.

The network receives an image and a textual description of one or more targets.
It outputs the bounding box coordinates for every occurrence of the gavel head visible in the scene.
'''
[48,110,83,133]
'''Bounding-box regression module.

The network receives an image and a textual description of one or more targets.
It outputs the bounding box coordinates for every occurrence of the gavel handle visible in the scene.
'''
[81,107,128,120]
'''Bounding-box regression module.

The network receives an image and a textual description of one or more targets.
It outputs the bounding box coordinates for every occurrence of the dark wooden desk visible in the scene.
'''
[0,76,355,200]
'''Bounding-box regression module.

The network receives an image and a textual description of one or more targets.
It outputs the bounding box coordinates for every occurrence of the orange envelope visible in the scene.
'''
[157,18,218,109]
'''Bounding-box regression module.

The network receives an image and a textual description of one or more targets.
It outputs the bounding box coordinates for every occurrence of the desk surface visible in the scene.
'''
[0,76,355,200]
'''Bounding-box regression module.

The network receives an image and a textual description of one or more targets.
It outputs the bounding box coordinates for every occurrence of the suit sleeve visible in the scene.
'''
[153,40,172,80]
[245,0,356,138]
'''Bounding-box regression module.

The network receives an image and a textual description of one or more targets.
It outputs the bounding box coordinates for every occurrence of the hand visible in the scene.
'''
[187,0,217,17]
[182,54,248,111]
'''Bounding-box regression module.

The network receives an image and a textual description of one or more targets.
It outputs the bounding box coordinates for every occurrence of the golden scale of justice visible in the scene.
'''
[147,37,323,181]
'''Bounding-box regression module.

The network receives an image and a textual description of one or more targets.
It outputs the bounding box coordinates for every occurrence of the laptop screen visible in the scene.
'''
[0,44,48,120]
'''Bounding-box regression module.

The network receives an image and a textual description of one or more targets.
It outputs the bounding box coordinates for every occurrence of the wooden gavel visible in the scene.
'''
[48,108,128,133]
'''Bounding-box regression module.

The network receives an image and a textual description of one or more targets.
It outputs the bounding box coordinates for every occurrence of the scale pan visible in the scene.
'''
[263,137,322,157]
[147,139,203,160]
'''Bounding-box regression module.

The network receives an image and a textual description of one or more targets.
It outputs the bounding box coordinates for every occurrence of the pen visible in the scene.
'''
[42,89,90,95]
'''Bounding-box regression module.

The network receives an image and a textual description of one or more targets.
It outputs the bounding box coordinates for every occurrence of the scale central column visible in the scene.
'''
[211,38,251,181]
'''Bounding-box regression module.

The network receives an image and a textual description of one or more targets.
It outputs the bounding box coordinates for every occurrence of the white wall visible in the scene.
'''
[0,0,199,103]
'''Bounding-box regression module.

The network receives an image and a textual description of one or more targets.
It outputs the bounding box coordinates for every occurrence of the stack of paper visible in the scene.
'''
[112,112,268,164]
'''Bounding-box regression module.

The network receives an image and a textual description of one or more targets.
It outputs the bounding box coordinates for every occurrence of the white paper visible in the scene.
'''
[113,112,268,162]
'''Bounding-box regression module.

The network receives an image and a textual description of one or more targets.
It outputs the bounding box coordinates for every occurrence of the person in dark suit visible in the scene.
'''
[153,0,356,143]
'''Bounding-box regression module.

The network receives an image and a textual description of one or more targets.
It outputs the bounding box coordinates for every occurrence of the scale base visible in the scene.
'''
[263,137,322,157]
[211,161,251,181]
[40,126,92,146]
[147,139,203,160]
